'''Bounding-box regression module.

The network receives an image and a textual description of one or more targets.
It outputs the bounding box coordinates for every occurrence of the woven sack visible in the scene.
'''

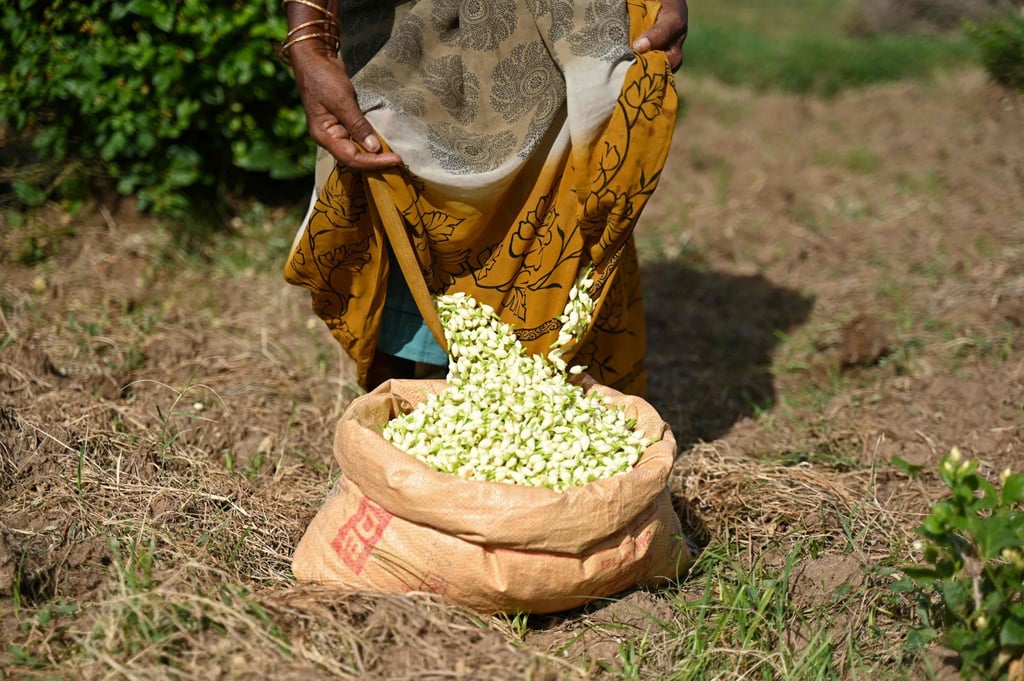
[291,376,691,614]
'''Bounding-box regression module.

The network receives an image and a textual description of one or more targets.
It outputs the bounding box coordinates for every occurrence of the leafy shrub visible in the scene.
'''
[966,11,1024,92]
[0,0,313,215]
[894,448,1024,680]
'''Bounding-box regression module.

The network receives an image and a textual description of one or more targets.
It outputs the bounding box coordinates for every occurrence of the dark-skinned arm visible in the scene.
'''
[283,0,402,170]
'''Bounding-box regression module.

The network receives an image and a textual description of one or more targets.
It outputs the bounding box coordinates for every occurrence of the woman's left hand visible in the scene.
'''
[631,0,689,71]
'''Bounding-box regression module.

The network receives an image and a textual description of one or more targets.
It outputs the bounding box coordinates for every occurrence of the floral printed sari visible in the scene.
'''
[284,0,677,396]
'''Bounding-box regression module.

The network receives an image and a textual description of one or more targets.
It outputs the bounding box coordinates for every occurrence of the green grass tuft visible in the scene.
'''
[685,26,975,96]
[682,0,978,95]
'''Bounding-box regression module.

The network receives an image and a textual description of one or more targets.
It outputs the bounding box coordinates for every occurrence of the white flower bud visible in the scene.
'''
[384,290,652,491]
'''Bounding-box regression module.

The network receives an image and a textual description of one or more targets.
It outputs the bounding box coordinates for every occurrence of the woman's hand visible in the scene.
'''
[631,0,689,71]
[290,45,403,170]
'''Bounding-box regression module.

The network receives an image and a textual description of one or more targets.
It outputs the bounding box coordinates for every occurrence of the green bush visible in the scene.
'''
[967,12,1024,92]
[894,448,1024,680]
[0,0,313,215]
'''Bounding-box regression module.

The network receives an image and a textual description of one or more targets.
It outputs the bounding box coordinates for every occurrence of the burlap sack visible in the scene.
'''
[291,377,691,614]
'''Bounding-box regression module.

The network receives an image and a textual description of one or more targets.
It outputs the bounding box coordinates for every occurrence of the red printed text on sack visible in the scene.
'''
[331,497,393,575]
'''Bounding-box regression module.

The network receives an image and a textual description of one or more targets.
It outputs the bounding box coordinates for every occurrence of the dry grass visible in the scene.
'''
[0,263,576,678]
[4,63,1023,679]
[0,254,946,681]
[674,441,918,556]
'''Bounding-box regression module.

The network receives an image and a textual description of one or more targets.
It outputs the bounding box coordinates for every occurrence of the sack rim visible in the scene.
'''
[333,376,676,553]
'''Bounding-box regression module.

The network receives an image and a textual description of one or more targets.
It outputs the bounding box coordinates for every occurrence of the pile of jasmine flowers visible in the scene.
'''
[381,277,652,492]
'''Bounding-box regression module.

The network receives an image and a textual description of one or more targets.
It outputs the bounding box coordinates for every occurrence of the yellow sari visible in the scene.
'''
[285,0,677,396]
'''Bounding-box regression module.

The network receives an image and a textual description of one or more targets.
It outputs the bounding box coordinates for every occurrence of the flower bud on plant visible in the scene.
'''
[1003,548,1024,569]
[900,451,1024,679]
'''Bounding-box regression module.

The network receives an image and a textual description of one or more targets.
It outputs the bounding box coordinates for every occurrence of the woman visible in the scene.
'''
[282,0,688,395]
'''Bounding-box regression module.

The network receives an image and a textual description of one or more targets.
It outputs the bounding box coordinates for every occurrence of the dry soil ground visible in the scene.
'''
[1,67,1022,679]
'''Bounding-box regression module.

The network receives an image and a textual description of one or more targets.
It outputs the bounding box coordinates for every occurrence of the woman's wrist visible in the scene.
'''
[281,32,339,63]
[281,0,341,64]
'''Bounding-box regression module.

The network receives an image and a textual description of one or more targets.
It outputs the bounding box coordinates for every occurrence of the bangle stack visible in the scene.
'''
[280,0,342,64]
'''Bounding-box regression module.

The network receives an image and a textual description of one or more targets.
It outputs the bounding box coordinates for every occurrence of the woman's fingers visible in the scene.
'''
[294,53,402,170]
[339,110,383,154]
[631,0,689,71]
[311,104,402,169]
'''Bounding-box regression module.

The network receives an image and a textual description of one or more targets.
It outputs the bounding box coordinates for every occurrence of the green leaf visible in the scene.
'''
[944,624,972,652]
[11,179,47,206]
[1001,613,1024,647]
[890,575,920,593]
[940,579,970,614]
[921,516,947,536]
[902,565,940,581]
[975,516,1023,560]
[891,456,925,477]
[904,626,937,651]
[1002,473,1024,504]
[100,131,128,162]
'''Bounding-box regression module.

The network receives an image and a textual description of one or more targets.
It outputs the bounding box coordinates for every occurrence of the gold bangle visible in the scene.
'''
[281,0,341,29]
[279,31,341,64]
[285,19,339,41]
[280,0,342,64]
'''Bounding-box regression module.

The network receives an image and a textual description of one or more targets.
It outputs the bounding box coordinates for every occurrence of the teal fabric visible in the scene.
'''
[377,256,449,366]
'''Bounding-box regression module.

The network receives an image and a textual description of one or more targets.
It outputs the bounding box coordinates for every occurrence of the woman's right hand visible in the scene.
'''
[631,0,688,72]
[290,45,403,170]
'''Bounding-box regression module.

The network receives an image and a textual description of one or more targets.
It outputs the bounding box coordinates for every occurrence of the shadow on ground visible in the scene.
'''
[642,261,815,451]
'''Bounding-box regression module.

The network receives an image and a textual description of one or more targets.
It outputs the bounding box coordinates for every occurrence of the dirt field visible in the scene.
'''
[1,66,1022,679]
